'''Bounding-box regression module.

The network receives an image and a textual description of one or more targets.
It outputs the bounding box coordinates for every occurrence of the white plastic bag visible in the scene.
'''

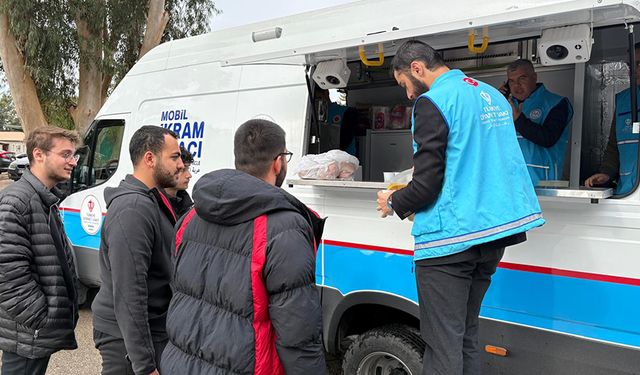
[295,150,360,180]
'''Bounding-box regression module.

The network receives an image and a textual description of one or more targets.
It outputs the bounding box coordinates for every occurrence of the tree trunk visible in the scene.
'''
[0,10,48,135]
[70,17,103,137]
[100,73,112,106]
[139,0,169,59]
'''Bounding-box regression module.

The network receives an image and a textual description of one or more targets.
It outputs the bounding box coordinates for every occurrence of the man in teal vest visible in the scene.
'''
[377,41,544,375]
[585,43,640,194]
[504,59,573,185]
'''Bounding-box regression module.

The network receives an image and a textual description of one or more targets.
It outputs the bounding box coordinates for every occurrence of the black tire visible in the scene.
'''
[342,324,425,375]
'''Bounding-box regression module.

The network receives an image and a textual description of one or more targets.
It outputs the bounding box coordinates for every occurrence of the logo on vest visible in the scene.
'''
[529,109,542,120]
[463,77,478,87]
[480,91,492,105]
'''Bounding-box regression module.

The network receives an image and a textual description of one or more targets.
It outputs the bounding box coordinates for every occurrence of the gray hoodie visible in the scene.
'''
[92,174,176,375]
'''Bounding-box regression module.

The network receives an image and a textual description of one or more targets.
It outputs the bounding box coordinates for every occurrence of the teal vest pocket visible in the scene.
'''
[412,206,442,236]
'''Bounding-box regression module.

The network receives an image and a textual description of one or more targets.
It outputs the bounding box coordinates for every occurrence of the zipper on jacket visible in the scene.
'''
[33,329,39,339]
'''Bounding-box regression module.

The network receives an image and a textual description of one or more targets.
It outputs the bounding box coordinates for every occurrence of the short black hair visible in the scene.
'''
[129,125,178,165]
[180,145,193,165]
[506,59,535,74]
[234,119,286,178]
[391,40,445,74]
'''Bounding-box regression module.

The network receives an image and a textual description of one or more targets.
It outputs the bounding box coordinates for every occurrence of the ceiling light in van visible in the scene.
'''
[313,59,351,89]
[538,24,592,66]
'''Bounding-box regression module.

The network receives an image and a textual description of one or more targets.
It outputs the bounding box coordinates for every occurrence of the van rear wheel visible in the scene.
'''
[342,324,425,375]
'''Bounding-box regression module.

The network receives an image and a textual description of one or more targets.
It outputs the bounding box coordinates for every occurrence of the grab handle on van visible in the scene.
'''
[468,27,489,53]
[359,44,385,67]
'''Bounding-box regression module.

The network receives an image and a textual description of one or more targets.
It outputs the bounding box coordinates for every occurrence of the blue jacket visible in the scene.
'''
[516,84,573,185]
[411,70,544,260]
[614,87,640,194]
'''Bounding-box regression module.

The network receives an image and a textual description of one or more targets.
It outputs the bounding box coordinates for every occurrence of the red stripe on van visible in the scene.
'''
[251,215,285,375]
[323,239,640,286]
[323,239,414,256]
[174,208,196,255]
[498,262,640,287]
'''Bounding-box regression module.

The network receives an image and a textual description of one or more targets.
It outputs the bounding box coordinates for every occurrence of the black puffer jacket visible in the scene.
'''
[161,169,326,375]
[0,170,78,359]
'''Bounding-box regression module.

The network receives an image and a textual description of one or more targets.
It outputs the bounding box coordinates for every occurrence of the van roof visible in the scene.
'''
[131,0,639,74]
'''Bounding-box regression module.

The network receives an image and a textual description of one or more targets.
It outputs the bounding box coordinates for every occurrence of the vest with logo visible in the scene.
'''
[614,87,640,194]
[411,70,544,260]
[517,84,573,185]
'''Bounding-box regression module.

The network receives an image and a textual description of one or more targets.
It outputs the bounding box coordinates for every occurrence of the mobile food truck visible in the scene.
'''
[61,1,640,373]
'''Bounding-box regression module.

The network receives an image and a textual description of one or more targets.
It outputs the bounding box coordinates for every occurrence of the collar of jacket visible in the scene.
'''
[22,169,63,208]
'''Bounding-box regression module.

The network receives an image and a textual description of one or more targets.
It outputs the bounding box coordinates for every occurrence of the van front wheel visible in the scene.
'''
[342,324,425,375]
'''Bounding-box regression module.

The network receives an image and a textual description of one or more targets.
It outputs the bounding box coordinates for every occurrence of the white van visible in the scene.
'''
[60,0,640,373]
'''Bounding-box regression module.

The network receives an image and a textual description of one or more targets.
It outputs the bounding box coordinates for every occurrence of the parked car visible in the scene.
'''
[0,151,16,173]
[7,154,29,181]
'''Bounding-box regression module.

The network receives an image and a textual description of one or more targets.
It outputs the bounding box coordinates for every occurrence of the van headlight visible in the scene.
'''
[8,161,17,170]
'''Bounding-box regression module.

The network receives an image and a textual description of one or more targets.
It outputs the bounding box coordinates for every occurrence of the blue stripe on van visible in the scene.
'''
[62,211,101,250]
[321,242,640,348]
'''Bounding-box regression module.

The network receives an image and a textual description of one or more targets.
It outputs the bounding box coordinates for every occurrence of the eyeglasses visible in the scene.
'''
[48,150,80,163]
[274,152,293,162]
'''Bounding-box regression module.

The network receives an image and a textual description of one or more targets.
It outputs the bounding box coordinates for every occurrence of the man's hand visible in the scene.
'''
[509,97,523,121]
[376,190,394,218]
[585,173,611,187]
[149,370,160,375]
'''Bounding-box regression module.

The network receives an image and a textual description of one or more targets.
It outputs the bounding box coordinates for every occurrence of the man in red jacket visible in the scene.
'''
[161,119,326,375]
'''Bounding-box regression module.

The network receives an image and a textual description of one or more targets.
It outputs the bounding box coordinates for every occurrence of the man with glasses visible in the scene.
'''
[0,126,80,375]
[502,59,573,185]
[161,119,326,375]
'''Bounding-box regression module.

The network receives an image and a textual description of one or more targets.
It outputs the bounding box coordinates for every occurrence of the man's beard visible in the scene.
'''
[275,159,287,187]
[409,74,429,99]
[154,162,178,189]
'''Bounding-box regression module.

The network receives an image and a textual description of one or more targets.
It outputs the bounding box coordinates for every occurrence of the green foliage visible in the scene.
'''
[0,93,21,131]
[0,0,218,125]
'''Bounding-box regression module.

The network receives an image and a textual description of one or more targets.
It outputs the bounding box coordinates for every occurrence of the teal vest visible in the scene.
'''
[411,70,544,260]
[614,87,640,194]
[517,84,573,185]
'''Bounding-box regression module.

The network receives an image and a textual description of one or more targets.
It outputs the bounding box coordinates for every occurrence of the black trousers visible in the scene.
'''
[94,329,167,375]
[1,351,50,375]
[415,245,505,375]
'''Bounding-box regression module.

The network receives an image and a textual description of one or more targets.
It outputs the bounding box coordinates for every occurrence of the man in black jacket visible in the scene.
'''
[161,119,326,375]
[92,125,184,375]
[164,146,193,219]
[0,126,80,375]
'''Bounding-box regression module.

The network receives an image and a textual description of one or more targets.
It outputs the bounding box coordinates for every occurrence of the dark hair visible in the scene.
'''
[180,145,193,165]
[234,119,286,178]
[390,40,445,74]
[27,126,80,164]
[506,59,535,74]
[129,125,178,165]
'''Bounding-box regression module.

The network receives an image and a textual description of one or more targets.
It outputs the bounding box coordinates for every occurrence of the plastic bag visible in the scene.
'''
[295,150,360,180]
[387,168,413,190]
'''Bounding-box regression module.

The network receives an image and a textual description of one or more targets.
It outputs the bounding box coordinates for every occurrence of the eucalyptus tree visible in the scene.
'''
[0,0,218,135]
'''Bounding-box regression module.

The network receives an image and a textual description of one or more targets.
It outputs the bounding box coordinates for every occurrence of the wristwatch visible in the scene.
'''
[386,194,393,210]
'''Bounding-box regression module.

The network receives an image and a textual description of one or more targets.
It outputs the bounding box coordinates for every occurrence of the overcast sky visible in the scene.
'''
[211,0,359,30]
